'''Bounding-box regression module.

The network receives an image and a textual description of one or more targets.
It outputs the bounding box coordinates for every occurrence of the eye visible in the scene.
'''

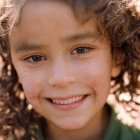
[25,55,46,63]
[72,46,93,55]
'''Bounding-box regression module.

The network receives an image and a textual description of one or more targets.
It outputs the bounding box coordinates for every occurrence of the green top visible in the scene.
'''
[103,106,140,140]
[38,106,140,140]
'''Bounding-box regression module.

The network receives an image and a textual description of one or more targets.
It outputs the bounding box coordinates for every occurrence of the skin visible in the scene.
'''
[9,1,120,140]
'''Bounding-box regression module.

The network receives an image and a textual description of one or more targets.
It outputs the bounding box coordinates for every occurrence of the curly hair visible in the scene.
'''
[0,0,140,139]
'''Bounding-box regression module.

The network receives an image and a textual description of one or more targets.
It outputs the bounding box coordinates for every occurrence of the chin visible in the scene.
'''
[54,119,87,130]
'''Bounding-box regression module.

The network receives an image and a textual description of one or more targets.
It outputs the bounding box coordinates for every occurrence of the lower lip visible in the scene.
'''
[47,96,88,111]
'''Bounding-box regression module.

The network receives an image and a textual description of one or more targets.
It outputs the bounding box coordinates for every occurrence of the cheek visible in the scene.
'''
[16,68,44,102]
[81,57,112,96]
[23,79,44,101]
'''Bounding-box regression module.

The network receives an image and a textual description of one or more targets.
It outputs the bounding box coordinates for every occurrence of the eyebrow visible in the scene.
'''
[63,31,99,43]
[14,43,46,53]
[14,32,99,53]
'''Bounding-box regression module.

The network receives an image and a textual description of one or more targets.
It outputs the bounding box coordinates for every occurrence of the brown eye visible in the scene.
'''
[72,47,92,55]
[25,55,46,63]
[32,56,43,62]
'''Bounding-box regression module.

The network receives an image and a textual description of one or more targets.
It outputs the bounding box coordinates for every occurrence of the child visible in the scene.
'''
[0,0,140,139]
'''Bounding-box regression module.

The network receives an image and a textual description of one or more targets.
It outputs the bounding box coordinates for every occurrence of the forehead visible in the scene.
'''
[9,0,106,52]
[18,0,95,26]
[15,0,97,30]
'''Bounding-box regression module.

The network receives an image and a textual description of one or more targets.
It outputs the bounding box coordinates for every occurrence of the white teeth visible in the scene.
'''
[52,96,84,105]
[64,100,68,104]
[60,100,64,105]
[56,100,59,104]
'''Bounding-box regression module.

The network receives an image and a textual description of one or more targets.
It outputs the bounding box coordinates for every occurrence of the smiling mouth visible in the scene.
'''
[47,95,88,105]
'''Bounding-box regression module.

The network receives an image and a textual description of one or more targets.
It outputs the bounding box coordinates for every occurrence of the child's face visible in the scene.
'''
[9,1,119,130]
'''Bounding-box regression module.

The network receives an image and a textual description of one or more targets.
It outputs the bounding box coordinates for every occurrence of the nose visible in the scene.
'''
[48,63,75,88]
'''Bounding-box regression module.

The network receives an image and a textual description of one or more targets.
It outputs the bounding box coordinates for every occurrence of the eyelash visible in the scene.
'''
[24,55,46,63]
[24,46,93,63]
[72,46,93,55]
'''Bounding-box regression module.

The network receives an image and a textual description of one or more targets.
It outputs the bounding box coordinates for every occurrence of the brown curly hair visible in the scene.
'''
[0,0,140,139]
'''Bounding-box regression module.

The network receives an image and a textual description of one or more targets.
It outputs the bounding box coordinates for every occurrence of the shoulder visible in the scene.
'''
[103,104,140,140]
[118,121,140,140]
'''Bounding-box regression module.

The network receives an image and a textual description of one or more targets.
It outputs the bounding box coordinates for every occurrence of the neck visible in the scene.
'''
[45,106,110,140]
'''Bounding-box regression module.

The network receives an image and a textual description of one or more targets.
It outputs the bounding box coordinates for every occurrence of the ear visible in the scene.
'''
[111,63,121,78]
[111,49,125,78]
[18,77,22,84]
